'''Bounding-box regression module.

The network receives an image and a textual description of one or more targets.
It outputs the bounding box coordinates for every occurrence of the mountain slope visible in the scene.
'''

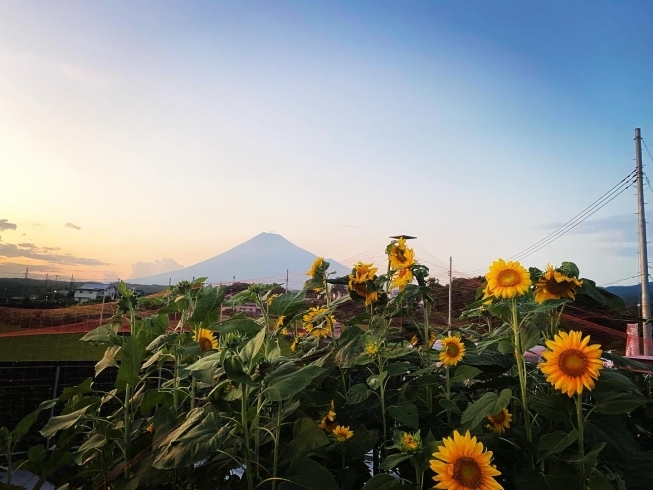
[130,233,350,289]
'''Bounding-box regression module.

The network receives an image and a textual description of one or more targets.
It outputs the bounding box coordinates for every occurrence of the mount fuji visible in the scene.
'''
[129,232,351,289]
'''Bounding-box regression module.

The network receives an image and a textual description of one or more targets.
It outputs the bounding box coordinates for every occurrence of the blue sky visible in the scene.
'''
[0,1,652,284]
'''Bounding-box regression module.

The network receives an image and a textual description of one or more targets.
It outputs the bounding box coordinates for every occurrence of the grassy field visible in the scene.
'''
[0,333,107,361]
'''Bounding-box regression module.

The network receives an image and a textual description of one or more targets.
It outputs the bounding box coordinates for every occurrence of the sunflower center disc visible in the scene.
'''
[546,277,574,296]
[199,337,213,352]
[491,411,505,423]
[496,269,520,287]
[453,457,482,488]
[446,343,459,357]
[559,349,587,377]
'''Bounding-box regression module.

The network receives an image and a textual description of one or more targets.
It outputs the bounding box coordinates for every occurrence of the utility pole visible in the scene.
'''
[22,267,28,299]
[44,273,49,300]
[636,128,652,355]
[448,257,453,335]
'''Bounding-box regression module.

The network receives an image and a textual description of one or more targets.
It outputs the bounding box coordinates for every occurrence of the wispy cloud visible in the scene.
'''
[58,62,114,87]
[0,262,63,274]
[0,242,109,266]
[130,258,184,278]
[65,222,82,231]
[0,219,17,231]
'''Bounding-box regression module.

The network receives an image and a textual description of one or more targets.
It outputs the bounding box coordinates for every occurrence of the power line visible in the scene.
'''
[461,170,637,274]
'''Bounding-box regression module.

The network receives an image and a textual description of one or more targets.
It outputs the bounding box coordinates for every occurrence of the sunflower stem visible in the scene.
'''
[241,384,255,490]
[576,393,586,487]
[511,299,533,458]
[124,383,131,479]
[271,401,282,490]
[445,365,451,423]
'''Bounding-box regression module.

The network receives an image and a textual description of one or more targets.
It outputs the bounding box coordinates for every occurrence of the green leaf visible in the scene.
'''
[593,369,639,393]
[216,318,263,337]
[602,352,653,373]
[239,326,266,365]
[559,262,580,279]
[27,444,46,463]
[537,430,578,461]
[588,473,616,490]
[360,474,402,490]
[95,345,121,376]
[346,384,372,405]
[461,388,512,429]
[386,362,411,377]
[594,393,650,414]
[11,400,57,441]
[623,451,653,490]
[41,406,88,439]
[515,466,579,490]
[116,335,147,392]
[80,321,122,345]
[190,286,224,325]
[286,418,330,459]
[348,429,380,459]
[519,323,541,353]
[284,457,340,490]
[529,394,573,423]
[266,365,326,402]
[268,290,306,317]
[78,433,107,453]
[186,351,223,374]
[451,365,482,382]
[380,347,413,359]
[439,398,462,415]
[388,401,419,429]
[380,453,411,470]
[567,442,605,465]
[223,355,256,386]
[367,372,387,391]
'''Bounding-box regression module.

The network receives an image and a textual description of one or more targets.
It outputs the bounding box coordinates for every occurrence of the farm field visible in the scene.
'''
[0,333,107,361]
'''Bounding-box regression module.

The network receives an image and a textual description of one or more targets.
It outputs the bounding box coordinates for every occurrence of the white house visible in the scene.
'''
[74,283,118,303]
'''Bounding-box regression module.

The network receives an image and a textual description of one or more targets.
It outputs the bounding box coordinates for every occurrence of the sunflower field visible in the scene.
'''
[1,238,652,490]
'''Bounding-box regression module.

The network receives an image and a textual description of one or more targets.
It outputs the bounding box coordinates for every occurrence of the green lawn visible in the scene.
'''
[0,333,107,361]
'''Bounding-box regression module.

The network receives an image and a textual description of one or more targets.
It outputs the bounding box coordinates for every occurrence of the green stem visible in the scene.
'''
[511,299,533,454]
[124,383,131,479]
[445,366,451,423]
[577,394,586,487]
[413,458,423,490]
[272,401,282,490]
[241,385,255,490]
[379,370,388,453]
[173,354,180,413]
[190,375,197,410]
[254,395,263,480]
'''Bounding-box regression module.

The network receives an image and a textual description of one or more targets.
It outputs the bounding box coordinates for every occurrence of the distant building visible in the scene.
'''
[74,283,118,303]
[233,302,261,315]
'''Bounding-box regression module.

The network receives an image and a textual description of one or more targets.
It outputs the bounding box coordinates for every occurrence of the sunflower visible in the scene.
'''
[399,432,421,453]
[193,328,218,352]
[365,342,380,356]
[439,335,466,366]
[410,330,437,349]
[485,259,531,299]
[431,430,503,490]
[267,293,280,306]
[307,257,324,277]
[387,238,416,270]
[333,425,354,443]
[290,337,298,352]
[487,408,512,434]
[534,264,583,304]
[275,315,286,329]
[481,284,494,303]
[319,400,338,432]
[348,262,380,306]
[391,268,413,291]
[538,330,603,397]
[303,306,335,338]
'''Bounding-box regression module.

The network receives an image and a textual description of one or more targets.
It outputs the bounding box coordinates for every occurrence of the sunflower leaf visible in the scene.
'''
[461,388,512,429]
[537,430,578,461]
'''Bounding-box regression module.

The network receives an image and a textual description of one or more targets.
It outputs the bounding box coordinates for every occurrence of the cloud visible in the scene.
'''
[130,258,184,278]
[0,219,17,231]
[0,242,109,266]
[65,222,82,230]
[0,262,63,275]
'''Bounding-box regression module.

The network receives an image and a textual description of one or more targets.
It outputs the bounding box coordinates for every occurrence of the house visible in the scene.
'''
[74,283,118,303]
[233,302,261,315]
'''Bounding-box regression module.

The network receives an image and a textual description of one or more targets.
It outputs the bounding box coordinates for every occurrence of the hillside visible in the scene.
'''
[129,232,350,289]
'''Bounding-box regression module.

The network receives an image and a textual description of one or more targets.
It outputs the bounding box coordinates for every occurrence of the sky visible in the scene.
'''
[1,0,652,286]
